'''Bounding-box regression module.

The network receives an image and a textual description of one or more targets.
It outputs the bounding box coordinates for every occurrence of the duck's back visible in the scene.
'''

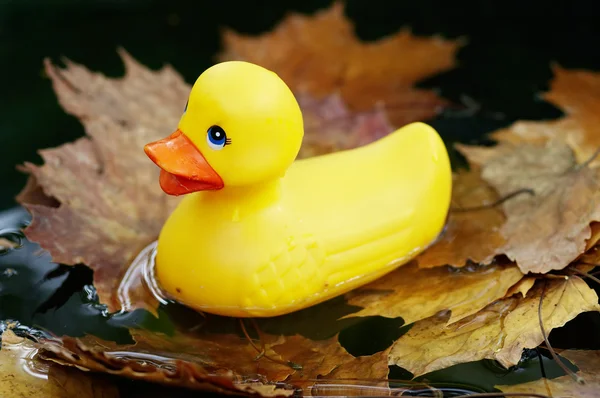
[282,122,452,289]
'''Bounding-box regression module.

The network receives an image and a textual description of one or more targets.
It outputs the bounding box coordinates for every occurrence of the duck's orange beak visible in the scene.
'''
[144,130,224,196]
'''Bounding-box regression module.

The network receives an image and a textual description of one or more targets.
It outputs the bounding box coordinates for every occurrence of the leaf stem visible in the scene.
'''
[572,264,600,285]
[537,279,585,385]
[238,319,302,371]
[451,188,535,213]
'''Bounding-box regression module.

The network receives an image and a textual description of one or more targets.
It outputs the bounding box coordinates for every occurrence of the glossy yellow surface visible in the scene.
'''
[147,61,452,317]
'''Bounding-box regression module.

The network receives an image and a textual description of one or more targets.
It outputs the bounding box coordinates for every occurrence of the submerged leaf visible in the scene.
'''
[344,262,523,324]
[497,350,600,397]
[459,141,600,274]
[219,2,461,127]
[0,329,119,398]
[36,326,388,394]
[388,276,600,377]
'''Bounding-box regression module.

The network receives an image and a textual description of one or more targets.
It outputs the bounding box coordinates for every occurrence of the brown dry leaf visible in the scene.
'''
[36,327,388,394]
[388,276,600,377]
[219,2,462,127]
[0,329,120,398]
[458,140,600,274]
[497,350,600,398]
[416,168,506,268]
[296,92,393,157]
[492,66,600,165]
[343,262,524,325]
[17,50,187,314]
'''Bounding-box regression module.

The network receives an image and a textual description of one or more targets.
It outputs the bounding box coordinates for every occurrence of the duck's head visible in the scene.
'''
[144,61,304,195]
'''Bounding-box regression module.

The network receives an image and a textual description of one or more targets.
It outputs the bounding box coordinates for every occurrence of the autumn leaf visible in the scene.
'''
[0,328,119,398]
[218,1,462,127]
[17,51,186,314]
[343,262,524,324]
[492,65,600,165]
[36,326,389,394]
[296,93,393,157]
[388,276,600,377]
[497,349,600,397]
[459,140,600,274]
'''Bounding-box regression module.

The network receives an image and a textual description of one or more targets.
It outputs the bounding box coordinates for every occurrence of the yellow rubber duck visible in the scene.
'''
[144,61,452,318]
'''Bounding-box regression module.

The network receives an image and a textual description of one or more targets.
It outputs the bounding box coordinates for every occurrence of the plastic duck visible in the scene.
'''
[144,61,452,317]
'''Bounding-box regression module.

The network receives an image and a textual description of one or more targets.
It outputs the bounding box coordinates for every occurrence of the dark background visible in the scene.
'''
[2,0,600,210]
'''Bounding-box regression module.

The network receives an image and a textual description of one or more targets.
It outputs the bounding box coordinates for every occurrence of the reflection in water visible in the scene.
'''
[1,329,50,382]
[117,240,170,313]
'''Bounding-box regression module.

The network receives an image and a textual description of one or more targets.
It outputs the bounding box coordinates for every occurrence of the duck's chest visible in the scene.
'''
[154,194,326,315]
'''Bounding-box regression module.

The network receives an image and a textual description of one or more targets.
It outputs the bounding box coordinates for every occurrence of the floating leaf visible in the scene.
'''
[344,262,523,324]
[497,349,600,397]
[459,140,600,274]
[218,1,461,127]
[17,51,186,314]
[388,276,600,376]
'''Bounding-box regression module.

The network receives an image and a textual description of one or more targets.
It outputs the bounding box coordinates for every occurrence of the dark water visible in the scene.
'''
[2,0,600,395]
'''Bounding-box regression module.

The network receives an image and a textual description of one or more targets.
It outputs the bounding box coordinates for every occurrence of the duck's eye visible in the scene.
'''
[207,125,229,150]
[183,100,188,114]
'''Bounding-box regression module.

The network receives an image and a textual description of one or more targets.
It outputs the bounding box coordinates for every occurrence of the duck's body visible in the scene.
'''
[145,61,452,317]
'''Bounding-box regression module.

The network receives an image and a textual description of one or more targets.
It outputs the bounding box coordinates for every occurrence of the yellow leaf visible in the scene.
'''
[344,262,524,325]
[388,276,600,376]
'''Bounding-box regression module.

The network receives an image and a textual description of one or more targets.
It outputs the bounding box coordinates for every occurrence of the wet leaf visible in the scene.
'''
[36,326,388,394]
[218,2,462,127]
[458,141,600,274]
[344,262,524,325]
[0,329,119,398]
[497,349,600,397]
[416,168,506,268]
[492,66,600,165]
[388,276,600,377]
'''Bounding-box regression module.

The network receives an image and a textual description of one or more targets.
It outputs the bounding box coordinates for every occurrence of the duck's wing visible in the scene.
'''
[282,122,452,283]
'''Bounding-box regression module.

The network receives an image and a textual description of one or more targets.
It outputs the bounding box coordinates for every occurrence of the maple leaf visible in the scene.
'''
[497,349,600,397]
[388,276,600,377]
[492,65,600,165]
[218,1,462,127]
[16,51,186,315]
[343,262,524,324]
[458,140,600,274]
